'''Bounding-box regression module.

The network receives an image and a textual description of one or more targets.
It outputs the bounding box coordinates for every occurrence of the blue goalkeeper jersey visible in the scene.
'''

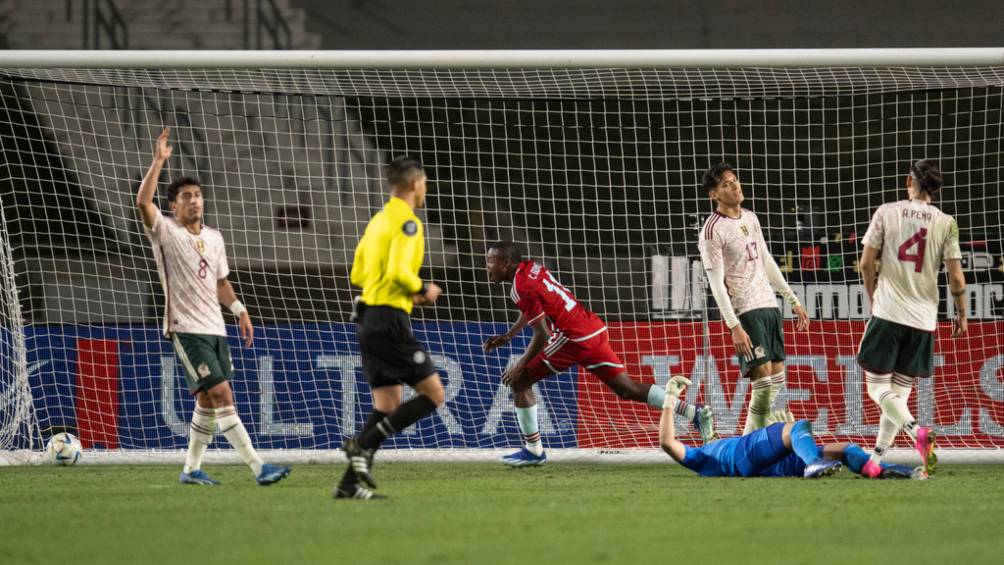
[680,423,807,477]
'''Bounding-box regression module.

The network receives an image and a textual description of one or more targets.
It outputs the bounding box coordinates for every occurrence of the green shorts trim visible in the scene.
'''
[737,307,786,377]
[172,333,233,394]
[856,317,935,378]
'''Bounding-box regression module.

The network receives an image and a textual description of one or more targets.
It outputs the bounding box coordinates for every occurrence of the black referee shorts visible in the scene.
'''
[358,305,437,388]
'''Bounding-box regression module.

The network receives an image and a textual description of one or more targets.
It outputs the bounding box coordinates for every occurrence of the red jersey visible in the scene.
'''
[510,260,607,343]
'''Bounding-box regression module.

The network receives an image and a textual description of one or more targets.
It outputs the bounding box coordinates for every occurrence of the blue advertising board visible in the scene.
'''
[13,323,580,451]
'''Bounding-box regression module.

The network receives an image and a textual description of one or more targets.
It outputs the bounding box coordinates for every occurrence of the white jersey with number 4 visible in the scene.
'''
[145,211,230,337]
[862,199,961,332]
[698,209,779,317]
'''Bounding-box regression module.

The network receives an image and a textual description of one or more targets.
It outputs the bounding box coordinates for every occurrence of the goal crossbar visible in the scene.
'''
[2,48,1004,69]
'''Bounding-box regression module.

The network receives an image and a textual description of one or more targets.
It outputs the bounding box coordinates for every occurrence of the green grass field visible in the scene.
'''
[2,462,1001,565]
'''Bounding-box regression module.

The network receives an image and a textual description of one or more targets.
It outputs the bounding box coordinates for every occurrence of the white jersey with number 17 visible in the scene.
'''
[862,199,962,332]
[698,209,779,317]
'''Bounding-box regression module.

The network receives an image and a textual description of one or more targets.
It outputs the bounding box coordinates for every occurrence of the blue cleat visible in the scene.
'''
[803,458,842,479]
[256,464,291,486]
[693,405,716,444]
[179,469,220,485]
[879,463,917,480]
[500,448,547,467]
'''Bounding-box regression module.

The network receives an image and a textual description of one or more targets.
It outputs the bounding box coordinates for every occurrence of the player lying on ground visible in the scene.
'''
[485,241,712,467]
[659,377,924,479]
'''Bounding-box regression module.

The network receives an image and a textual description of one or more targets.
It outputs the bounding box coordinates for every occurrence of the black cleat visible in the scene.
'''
[343,438,377,488]
[333,482,386,500]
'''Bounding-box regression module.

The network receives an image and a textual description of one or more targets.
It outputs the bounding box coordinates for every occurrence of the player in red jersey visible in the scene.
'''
[484,241,712,466]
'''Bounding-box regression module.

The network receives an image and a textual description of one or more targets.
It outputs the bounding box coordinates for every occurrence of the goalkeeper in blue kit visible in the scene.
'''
[659,376,924,479]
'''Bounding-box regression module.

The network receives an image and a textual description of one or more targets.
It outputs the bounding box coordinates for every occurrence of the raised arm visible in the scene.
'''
[137,128,172,229]
[658,376,690,463]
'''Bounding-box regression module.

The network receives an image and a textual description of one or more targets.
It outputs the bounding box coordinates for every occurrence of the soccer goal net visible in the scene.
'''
[1,50,1002,465]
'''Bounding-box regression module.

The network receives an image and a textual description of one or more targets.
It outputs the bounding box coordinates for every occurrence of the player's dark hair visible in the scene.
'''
[909,159,943,196]
[701,162,736,193]
[387,156,425,190]
[488,240,523,263]
[166,176,202,202]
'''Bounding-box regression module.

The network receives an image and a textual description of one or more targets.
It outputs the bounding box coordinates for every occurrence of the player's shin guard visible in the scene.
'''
[183,405,215,474]
[867,372,918,441]
[359,395,438,450]
[768,371,785,410]
[216,406,265,476]
[743,377,772,434]
[515,404,543,455]
[789,420,822,465]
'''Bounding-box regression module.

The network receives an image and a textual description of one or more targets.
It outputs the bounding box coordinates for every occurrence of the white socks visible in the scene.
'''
[743,377,772,434]
[866,372,918,463]
[515,405,543,456]
[769,371,785,409]
[183,404,215,474]
[216,406,265,476]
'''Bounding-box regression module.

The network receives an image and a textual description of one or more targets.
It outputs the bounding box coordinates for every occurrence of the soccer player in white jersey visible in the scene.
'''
[137,128,290,486]
[698,163,811,434]
[856,159,967,478]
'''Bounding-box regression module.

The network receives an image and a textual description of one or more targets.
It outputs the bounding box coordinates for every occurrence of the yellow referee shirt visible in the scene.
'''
[350,197,425,314]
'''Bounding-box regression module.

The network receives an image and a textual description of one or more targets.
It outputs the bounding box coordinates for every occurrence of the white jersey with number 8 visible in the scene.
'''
[862,199,962,331]
[145,211,230,337]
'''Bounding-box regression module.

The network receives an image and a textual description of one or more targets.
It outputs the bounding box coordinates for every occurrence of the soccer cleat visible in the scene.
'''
[179,469,220,485]
[693,405,716,444]
[256,464,291,486]
[500,447,547,467]
[878,463,916,480]
[915,427,938,475]
[333,483,387,500]
[343,438,377,487]
[910,466,930,480]
[803,458,842,479]
[860,459,883,479]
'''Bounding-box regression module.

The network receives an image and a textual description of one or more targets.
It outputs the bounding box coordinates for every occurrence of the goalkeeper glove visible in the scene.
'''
[665,375,691,398]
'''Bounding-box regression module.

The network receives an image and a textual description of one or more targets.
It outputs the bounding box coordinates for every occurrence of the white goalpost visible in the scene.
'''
[1,49,1002,465]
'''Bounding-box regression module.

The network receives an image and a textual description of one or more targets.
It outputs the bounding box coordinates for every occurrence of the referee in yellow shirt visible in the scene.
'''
[335,156,445,500]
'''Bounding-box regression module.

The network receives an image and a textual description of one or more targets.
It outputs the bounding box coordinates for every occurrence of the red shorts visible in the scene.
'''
[525,329,625,382]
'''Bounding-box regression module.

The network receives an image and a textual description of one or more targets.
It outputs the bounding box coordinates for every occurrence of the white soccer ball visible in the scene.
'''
[46,433,82,466]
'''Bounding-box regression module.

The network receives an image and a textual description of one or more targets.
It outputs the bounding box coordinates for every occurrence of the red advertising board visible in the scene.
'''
[577,321,1004,449]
